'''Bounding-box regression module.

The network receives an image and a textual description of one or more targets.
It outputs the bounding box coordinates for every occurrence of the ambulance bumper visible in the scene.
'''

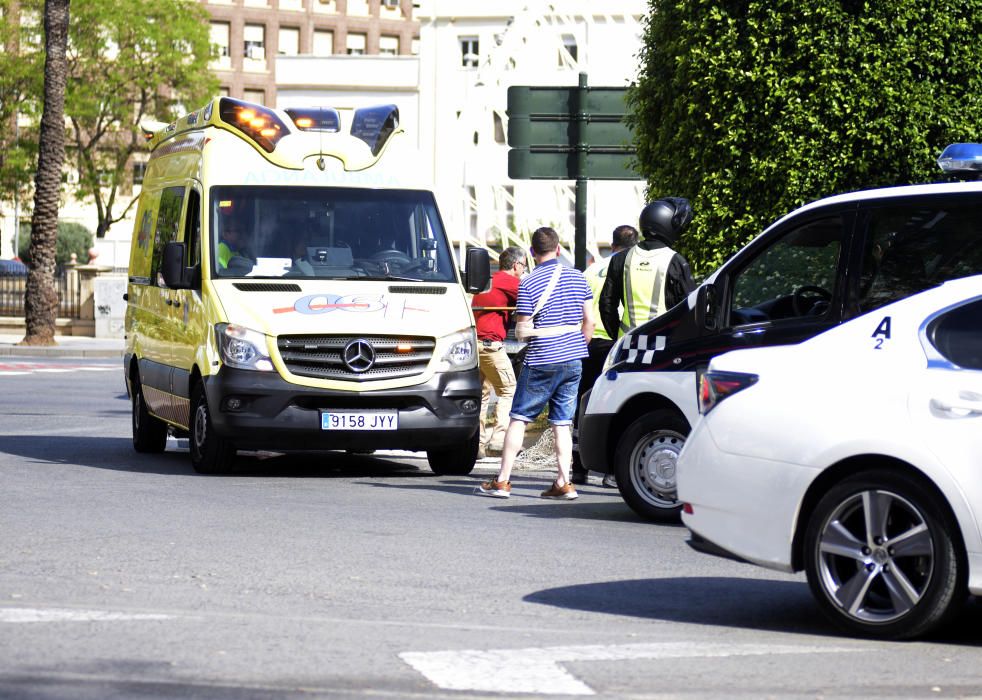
[203,367,481,451]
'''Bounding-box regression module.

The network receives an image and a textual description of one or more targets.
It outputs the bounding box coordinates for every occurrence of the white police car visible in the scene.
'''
[678,274,982,639]
[578,143,982,522]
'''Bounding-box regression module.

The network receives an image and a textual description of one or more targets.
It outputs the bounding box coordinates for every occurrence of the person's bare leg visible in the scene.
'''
[494,418,527,484]
[552,423,572,486]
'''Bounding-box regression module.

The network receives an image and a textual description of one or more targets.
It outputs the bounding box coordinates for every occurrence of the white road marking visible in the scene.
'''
[400,642,866,696]
[0,607,174,623]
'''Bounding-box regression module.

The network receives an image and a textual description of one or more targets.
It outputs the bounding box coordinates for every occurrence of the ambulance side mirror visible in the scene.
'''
[695,283,719,332]
[464,247,490,293]
[161,242,192,290]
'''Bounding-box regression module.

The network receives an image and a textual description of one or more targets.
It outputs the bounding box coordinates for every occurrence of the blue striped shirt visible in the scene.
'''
[516,259,592,365]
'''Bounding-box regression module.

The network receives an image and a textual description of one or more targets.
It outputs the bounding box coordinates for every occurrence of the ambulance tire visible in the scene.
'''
[427,429,479,475]
[613,410,688,523]
[189,383,237,474]
[131,378,168,453]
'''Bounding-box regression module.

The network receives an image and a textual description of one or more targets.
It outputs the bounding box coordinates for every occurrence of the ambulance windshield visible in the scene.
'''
[211,186,457,283]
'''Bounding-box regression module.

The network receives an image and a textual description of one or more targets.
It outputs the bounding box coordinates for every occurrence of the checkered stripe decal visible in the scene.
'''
[623,334,667,365]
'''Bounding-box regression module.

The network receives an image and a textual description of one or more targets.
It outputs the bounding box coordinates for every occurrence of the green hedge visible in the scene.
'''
[18,221,94,267]
[629,0,982,277]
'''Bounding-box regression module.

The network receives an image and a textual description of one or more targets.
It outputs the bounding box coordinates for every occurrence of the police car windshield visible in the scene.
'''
[211,186,456,283]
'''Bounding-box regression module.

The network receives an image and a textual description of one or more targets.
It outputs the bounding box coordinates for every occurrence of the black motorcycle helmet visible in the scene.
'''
[639,197,693,246]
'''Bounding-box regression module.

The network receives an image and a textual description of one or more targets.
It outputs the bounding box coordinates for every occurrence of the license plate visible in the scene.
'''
[321,411,398,431]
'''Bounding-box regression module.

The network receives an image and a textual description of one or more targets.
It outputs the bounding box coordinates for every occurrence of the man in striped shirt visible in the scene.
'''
[475,227,595,500]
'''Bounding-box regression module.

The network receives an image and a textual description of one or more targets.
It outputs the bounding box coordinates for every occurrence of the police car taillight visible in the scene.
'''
[937,143,982,180]
[218,97,290,153]
[285,107,341,132]
[698,370,758,415]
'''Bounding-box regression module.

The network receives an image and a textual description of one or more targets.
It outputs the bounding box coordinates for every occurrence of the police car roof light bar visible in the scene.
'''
[937,143,982,180]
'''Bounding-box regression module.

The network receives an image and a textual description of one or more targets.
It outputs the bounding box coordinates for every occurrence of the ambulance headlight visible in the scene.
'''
[216,323,274,372]
[602,334,627,374]
[437,329,477,371]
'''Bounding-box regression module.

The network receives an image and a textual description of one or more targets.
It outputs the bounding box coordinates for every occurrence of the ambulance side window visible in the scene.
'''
[150,186,186,287]
[729,216,844,326]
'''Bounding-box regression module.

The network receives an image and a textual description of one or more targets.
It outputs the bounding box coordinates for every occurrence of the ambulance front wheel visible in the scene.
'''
[427,429,479,475]
[190,383,237,474]
[613,409,689,522]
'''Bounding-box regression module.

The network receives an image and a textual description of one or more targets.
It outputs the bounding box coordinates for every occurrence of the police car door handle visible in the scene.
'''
[930,393,982,417]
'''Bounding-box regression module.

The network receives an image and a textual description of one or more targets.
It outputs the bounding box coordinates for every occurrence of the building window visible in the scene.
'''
[411,38,419,55]
[279,0,303,9]
[313,0,336,13]
[346,33,366,55]
[560,34,578,66]
[313,29,334,56]
[347,0,369,16]
[278,27,300,55]
[210,22,231,69]
[243,24,266,62]
[460,36,479,68]
[243,89,266,105]
[132,160,147,186]
[219,86,230,97]
[243,0,267,6]
[381,0,399,8]
[379,35,399,56]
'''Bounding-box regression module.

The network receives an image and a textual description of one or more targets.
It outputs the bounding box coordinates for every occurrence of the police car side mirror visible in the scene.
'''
[695,283,719,332]
[161,242,191,290]
[464,247,491,293]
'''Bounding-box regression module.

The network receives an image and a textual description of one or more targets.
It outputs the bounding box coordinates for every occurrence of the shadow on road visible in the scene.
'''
[526,576,982,643]
[0,434,431,479]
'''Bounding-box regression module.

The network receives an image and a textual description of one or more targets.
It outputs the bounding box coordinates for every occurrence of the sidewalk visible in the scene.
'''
[0,333,124,359]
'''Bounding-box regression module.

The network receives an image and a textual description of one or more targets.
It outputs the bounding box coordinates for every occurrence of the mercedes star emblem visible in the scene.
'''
[342,339,376,373]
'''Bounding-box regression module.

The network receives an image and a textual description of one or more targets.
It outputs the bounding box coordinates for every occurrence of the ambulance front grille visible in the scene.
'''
[277,334,435,382]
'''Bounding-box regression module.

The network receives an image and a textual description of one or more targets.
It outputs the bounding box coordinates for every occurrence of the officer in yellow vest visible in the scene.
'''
[598,198,696,340]
[572,224,640,485]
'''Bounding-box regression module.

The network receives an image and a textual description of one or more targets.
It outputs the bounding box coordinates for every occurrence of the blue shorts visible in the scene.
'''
[509,361,583,425]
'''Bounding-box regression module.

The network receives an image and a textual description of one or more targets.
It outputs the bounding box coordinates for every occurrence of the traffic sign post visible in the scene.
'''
[506,73,642,270]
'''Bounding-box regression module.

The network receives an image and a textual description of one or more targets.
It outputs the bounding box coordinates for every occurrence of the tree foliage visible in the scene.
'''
[629,0,982,276]
[65,0,217,238]
[0,0,44,213]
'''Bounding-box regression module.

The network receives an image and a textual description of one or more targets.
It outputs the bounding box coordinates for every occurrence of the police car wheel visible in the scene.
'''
[803,469,964,640]
[613,410,689,522]
[189,383,237,474]
[131,378,167,453]
[427,430,479,476]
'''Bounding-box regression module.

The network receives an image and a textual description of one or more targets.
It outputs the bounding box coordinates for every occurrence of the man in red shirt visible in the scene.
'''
[471,246,525,457]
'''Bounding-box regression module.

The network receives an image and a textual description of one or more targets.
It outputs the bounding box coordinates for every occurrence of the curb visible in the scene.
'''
[0,346,124,359]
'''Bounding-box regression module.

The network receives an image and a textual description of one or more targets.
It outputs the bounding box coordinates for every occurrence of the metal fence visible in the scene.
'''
[0,269,81,318]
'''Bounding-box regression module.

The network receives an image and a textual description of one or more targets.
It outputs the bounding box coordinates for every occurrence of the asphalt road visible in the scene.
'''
[2,358,982,699]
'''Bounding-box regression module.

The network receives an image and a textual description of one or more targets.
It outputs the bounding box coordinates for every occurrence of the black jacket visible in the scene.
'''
[598,238,696,339]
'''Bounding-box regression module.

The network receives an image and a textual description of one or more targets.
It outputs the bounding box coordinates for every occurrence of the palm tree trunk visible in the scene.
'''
[22,0,70,346]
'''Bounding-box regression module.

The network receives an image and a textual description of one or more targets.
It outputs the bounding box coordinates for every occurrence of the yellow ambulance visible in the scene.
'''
[124,97,490,475]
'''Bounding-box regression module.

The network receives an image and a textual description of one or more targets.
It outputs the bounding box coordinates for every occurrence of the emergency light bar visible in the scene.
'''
[351,105,400,156]
[286,107,341,132]
[218,97,290,153]
[938,143,982,179]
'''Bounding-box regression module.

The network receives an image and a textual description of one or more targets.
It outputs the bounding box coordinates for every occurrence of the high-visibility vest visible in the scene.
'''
[584,257,612,341]
[620,246,674,335]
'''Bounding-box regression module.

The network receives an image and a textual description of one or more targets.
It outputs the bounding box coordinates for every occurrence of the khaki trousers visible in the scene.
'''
[478,342,516,450]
